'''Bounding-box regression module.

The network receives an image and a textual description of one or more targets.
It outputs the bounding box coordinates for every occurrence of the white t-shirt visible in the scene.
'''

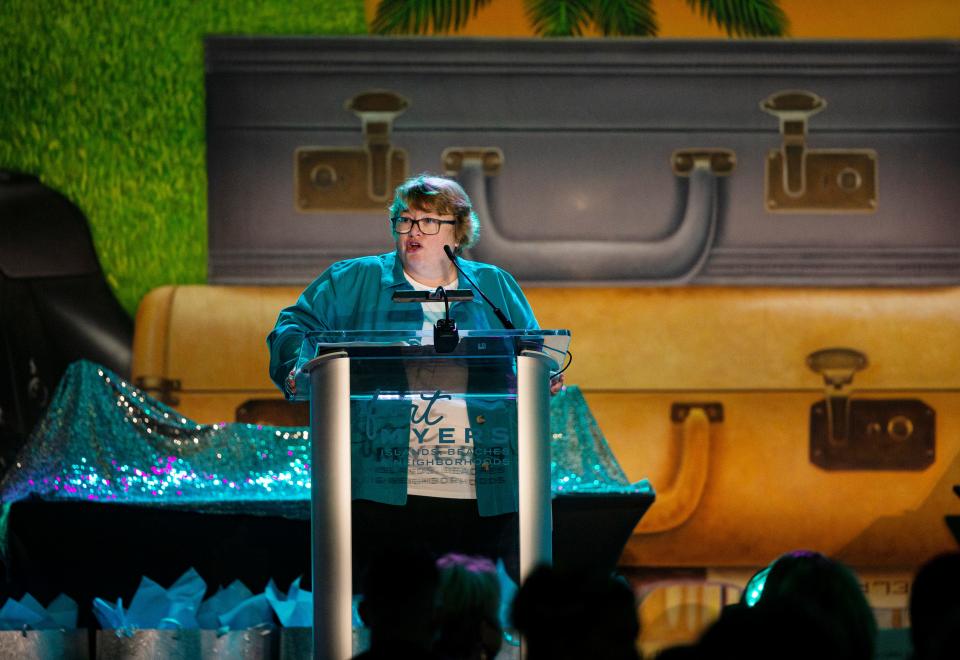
[403,272,476,499]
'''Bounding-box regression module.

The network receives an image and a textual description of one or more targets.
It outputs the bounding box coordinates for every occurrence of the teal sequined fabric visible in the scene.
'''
[0,360,650,516]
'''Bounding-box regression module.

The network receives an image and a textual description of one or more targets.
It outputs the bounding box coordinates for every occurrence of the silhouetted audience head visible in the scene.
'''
[741,550,875,660]
[512,565,640,660]
[760,550,875,659]
[354,546,440,659]
[696,599,847,660]
[910,551,960,660]
[657,550,878,659]
[433,553,502,660]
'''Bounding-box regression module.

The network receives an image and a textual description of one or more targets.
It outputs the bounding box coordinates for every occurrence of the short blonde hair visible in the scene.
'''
[389,174,479,253]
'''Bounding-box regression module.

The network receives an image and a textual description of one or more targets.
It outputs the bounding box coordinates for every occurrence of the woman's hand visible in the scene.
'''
[550,373,565,396]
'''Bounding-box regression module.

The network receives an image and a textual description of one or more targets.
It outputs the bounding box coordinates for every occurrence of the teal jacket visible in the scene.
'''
[267,251,539,515]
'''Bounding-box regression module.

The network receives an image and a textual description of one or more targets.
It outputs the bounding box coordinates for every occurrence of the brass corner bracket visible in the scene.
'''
[441,147,504,177]
[671,149,736,177]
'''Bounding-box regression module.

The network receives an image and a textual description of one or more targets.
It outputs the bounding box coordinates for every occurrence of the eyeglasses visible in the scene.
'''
[391,216,456,235]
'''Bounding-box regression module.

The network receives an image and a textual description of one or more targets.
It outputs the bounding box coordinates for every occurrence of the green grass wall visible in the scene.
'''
[0,0,365,314]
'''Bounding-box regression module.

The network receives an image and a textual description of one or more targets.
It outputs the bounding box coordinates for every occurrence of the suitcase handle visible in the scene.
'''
[454,150,733,281]
[636,402,723,534]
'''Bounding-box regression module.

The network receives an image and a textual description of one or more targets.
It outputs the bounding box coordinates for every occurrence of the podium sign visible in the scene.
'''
[303,329,570,659]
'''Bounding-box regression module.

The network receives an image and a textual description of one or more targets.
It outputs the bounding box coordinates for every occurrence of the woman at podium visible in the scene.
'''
[267,173,555,579]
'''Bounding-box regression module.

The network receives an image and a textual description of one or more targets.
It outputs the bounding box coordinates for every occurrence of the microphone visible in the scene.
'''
[433,285,459,353]
[444,245,515,330]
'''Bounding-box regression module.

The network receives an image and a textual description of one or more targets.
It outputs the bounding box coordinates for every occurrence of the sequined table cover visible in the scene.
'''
[0,360,651,516]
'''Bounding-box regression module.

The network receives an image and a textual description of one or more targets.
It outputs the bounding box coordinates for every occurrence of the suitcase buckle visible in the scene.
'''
[762,90,877,213]
[295,91,410,210]
[807,347,868,445]
[807,348,935,470]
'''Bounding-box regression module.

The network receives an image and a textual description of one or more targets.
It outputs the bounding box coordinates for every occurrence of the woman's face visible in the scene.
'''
[394,205,459,284]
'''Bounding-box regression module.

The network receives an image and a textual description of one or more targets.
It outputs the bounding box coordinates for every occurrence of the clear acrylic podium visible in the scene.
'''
[302,329,570,659]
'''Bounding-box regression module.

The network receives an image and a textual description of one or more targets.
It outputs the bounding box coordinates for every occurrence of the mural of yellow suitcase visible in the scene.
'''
[131,285,301,423]
[526,286,960,649]
[135,283,960,571]
[132,283,959,650]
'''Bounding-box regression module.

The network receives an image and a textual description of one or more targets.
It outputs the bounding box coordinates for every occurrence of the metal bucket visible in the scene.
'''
[201,627,277,658]
[95,629,201,659]
[0,629,89,659]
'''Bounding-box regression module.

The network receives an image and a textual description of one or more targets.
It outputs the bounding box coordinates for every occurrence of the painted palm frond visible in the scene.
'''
[594,0,657,37]
[371,0,493,35]
[685,0,788,37]
[371,0,788,38]
[524,0,594,37]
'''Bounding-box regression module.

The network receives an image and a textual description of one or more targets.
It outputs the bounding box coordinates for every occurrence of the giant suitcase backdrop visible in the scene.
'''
[203,36,960,634]
[526,286,960,568]
[132,283,960,569]
[526,285,960,655]
[205,38,960,285]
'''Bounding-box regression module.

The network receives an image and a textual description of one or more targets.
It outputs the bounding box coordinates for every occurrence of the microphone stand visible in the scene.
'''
[444,245,515,330]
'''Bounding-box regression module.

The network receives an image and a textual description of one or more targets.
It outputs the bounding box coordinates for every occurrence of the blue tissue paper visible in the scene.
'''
[197,580,273,631]
[265,577,312,627]
[0,594,78,630]
[93,567,206,631]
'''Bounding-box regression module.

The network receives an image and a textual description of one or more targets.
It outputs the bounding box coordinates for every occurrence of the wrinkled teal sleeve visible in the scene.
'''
[266,255,404,398]
[497,268,539,331]
[266,268,337,397]
[463,262,539,331]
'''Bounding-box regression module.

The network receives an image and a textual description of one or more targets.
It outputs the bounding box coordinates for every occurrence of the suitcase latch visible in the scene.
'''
[295,90,410,210]
[806,347,935,470]
[807,347,867,445]
[762,90,877,213]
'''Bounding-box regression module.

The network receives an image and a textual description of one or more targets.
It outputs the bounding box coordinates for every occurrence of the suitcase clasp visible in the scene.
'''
[295,91,410,210]
[806,348,935,470]
[806,347,868,445]
[761,90,877,213]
